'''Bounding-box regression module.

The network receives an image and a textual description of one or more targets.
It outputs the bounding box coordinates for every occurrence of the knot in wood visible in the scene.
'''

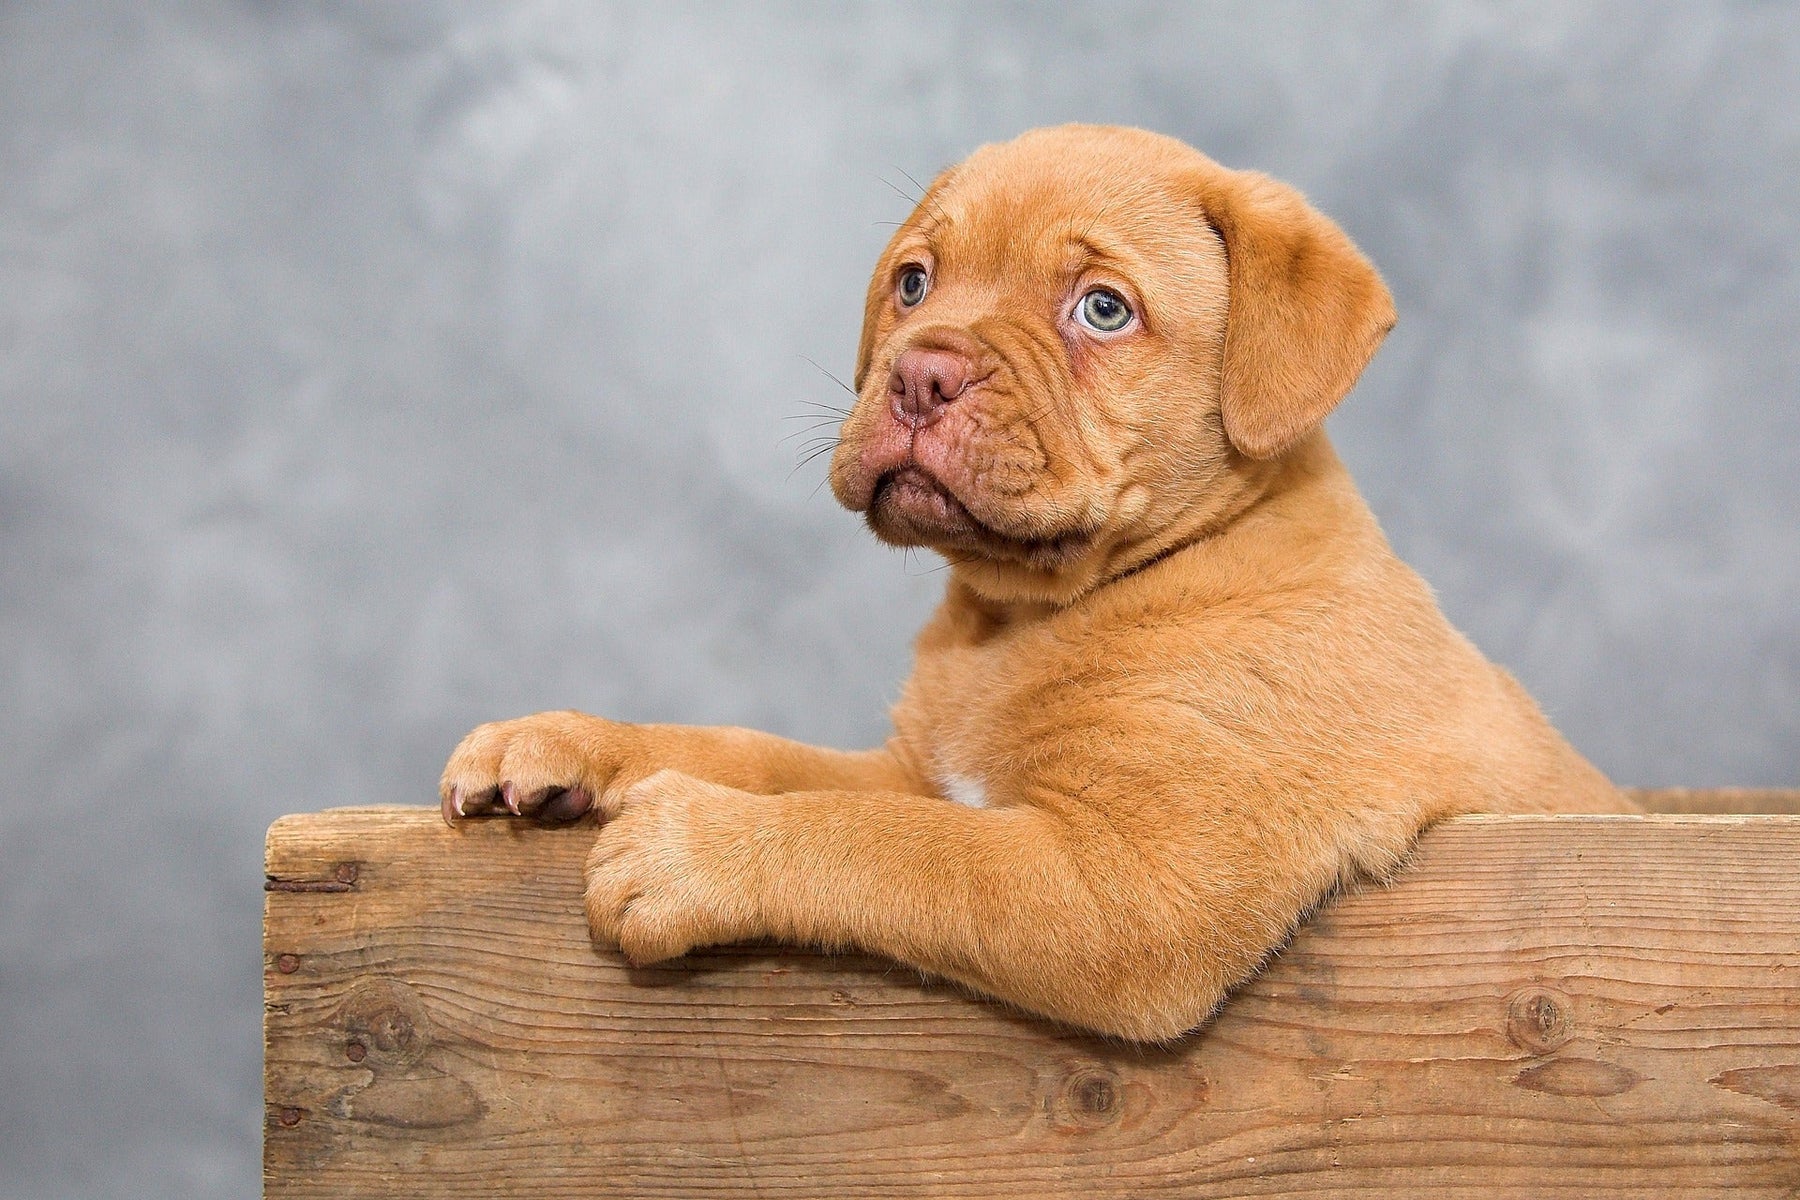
[369,1009,416,1055]
[338,979,433,1067]
[1072,1071,1119,1116]
[1053,1065,1124,1131]
[1506,986,1573,1055]
[1515,1057,1642,1098]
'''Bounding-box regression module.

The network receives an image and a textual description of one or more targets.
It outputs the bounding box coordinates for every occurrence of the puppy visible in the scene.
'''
[441,125,1633,1041]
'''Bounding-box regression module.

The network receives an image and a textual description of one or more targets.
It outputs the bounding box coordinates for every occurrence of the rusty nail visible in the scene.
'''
[346,1040,367,1063]
[334,862,359,885]
[275,954,300,975]
[278,1107,302,1127]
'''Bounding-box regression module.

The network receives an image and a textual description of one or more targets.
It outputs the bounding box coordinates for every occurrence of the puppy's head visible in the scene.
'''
[829,125,1395,604]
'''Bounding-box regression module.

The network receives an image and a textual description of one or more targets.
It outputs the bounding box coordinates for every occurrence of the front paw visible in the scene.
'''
[440,710,631,825]
[583,770,756,964]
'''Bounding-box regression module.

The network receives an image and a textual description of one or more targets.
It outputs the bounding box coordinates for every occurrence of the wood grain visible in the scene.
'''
[265,801,1800,1198]
[1630,787,1800,814]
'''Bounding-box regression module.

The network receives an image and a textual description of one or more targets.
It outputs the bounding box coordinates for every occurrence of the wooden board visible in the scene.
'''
[1630,787,1800,814]
[265,804,1800,1198]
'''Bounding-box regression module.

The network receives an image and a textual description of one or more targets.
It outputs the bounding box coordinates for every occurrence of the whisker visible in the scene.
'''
[897,166,951,225]
[799,356,858,398]
[778,421,842,445]
[881,175,921,206]
[903,548,974,576]
[792,400,853,418]
[1079,201,1114,245]
[791,441,840,473]
[781,433,842,453]
[881,173,950,232]
[792,447,838,482]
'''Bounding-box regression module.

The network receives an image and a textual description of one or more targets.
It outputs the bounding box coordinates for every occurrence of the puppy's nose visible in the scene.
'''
[888,349,971,424]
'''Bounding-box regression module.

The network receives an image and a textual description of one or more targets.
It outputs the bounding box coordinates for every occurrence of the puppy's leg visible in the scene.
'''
[439,710,918,824]
[581,773,1338,1042]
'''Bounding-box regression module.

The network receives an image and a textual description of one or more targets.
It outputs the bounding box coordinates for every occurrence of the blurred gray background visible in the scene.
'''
[2,2,1796,1196]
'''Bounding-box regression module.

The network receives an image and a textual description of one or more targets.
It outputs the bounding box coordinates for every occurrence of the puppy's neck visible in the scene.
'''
[950,432,1353,613]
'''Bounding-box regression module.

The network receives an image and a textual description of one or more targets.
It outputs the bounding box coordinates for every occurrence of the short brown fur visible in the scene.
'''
[441,125,1632,1041]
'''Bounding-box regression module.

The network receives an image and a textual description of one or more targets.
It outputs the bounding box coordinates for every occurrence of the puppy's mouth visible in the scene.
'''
[867,466,1092,570]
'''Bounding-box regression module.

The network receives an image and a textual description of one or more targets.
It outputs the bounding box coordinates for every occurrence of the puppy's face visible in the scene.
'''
[830,125,1395,603]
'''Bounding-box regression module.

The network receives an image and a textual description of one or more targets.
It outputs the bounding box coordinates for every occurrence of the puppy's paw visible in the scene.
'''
[440,710,632,826]
[583,770,756,963]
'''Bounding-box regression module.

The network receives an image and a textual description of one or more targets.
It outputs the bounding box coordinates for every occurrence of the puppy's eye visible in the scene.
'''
[897,266,930,308]
[1076,288,1133,333]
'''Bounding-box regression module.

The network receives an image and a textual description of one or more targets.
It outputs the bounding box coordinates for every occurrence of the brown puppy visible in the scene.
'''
[441,125,1633,1041]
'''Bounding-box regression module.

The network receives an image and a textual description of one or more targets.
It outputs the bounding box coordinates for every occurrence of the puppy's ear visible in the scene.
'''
[852,263,889,393]
[1190,168,1396,459]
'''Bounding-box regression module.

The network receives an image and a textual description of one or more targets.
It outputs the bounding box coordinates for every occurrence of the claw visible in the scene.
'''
[539,786,594,822]
[502,781,522,816]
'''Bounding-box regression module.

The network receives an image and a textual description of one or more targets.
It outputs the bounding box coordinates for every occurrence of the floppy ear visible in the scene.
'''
[1190,167,1396,459]
[852,263,890,393]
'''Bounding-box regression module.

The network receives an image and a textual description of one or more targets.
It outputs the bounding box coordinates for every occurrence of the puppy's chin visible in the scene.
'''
[866,466,1093,572]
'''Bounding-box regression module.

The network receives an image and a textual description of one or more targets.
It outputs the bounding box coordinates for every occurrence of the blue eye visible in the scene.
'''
[1077,288,1132,333]
[897,266,929,307]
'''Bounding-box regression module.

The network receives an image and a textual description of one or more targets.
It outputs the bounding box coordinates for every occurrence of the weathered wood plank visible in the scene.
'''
[1631,787,1800,814]
[265,805,1800,1198]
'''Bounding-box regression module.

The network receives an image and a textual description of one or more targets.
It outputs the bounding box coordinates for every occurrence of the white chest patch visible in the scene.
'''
[940,772,988,809]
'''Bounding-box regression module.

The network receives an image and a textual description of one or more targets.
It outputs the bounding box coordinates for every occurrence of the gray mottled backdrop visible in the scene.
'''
[2,3,1796,1196]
